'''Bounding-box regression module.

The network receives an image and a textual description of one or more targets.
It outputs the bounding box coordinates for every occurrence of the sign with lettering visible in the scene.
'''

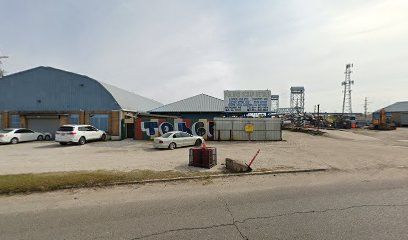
[224,90,271,112]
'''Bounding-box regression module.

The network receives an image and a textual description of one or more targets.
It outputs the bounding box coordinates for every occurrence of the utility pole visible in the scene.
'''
[364,97,368,120]
[317,104,320,130]
[342,63,354,115]
[0,55,9,78]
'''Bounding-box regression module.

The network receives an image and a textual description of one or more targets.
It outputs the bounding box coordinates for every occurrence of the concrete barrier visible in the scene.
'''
[225,158,250,173]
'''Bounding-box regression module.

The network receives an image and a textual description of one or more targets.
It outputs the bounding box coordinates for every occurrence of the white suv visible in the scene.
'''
[55,125,107,145]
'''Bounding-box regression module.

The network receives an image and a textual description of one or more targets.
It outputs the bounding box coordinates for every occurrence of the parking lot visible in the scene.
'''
[1,129,408,175]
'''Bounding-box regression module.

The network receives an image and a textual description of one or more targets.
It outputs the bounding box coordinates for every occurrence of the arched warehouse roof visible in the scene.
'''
[0,66,162,112]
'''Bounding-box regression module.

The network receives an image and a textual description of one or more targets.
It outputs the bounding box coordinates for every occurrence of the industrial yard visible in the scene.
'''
[1,128,407,175]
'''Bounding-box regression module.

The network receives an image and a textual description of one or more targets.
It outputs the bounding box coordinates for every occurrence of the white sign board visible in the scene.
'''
[224,90,271,112]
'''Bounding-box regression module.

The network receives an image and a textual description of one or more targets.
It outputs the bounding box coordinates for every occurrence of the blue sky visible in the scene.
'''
[1,0,407,112]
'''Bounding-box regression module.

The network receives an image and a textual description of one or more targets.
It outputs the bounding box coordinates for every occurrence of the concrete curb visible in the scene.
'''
[1,168,329,195]
[107,168,329,186]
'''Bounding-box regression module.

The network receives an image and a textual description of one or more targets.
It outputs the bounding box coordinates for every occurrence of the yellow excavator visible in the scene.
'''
[370,109,396,130]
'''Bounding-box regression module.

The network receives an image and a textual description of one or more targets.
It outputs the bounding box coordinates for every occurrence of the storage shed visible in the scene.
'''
[377,101,408,127]
[0,66,162,139]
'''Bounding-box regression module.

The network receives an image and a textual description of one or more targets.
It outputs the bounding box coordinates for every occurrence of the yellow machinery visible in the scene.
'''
[370,109,396,130]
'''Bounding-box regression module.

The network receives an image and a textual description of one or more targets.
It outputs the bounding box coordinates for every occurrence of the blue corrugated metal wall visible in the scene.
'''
[0,67,121,111]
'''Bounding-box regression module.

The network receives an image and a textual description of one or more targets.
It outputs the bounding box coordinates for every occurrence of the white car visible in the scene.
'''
[55,125,106,145]
[0,128,52,144]
[153,131,205,150]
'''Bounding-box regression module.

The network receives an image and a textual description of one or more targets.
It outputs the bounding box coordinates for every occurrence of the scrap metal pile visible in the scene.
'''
[281,112,359,130]
[281,113,331,129]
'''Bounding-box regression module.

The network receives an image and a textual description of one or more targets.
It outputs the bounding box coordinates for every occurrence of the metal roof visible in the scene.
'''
[99,82,162,112]
[0,66,162,112]
[149,94,224,113]
[382,101,408,112]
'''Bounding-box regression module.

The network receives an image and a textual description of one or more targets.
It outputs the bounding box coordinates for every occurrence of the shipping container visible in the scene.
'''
[214,118,282,141]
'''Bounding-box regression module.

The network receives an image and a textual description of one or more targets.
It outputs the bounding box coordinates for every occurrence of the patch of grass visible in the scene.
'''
[0,170,213,195]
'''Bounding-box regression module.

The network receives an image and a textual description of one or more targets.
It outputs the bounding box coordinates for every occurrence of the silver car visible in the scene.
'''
[153,131,205,150]
[0,128,52,144]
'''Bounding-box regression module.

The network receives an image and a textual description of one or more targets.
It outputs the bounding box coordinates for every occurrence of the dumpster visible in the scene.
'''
[189,147,217,169]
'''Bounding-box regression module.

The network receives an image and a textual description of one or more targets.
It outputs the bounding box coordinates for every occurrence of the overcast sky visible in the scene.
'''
[1,0,407,112]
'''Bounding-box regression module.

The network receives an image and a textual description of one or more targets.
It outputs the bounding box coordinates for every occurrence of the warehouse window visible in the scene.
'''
[10,115,20,128]
[90,114,109,132]
[70,114,79,124]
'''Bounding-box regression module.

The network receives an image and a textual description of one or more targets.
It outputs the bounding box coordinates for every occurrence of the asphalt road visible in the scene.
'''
[1,169,408,240]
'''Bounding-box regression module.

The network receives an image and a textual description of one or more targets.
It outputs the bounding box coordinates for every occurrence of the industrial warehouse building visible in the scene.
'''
[0,66,162,139]
[380,101,408,127]
[149,94,225,119]
[135,92,282,141]
[132,94,225,141]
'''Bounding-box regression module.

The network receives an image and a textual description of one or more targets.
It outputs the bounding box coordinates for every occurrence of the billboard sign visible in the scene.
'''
[224,90,271,112]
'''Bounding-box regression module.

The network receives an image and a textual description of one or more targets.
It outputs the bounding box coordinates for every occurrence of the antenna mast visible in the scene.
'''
[341,63,354,115]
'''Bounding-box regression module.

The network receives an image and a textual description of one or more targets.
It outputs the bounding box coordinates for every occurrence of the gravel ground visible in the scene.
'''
[0,129,407,175]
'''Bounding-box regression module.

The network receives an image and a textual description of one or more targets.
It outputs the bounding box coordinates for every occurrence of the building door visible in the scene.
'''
[126,123,135,138]
[27,116,60,139]
[401,113,408,126]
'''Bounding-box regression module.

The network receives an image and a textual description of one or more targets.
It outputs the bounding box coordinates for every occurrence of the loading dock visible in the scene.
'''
[27,116,61,138]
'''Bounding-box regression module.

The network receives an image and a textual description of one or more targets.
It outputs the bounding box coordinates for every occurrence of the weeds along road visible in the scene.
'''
[1,169,408,240]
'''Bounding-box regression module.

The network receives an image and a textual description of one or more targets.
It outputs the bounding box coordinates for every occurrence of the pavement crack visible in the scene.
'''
[236,203,408,224]
[130,203,408,239]
[130,223,235,240]
[219,195,248,240]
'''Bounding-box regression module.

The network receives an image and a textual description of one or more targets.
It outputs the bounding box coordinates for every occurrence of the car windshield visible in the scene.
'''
[0,129,13,133]
[161,132,173,138]
[58,126,74,132]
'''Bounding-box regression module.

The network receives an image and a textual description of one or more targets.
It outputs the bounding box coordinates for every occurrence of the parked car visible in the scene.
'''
[55,125,107,145]
[153,131,204,150]
[0,128,52,144]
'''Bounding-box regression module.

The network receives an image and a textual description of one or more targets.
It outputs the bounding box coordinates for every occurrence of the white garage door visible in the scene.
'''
[401,113,408,126]
[27,117,61,139]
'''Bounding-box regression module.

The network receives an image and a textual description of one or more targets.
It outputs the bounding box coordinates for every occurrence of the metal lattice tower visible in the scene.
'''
[290,86,305,113]
[271,95,279,112]
[342,63,354,115]
[0,55,9,78]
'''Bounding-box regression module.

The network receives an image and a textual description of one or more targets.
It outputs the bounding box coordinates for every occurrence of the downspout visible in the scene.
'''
[119,111,122,140]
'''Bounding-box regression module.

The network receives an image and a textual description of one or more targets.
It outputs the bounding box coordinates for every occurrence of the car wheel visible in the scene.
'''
[78,137,86,145]
[45,135,51,141]
[100,134,107,141]
[10,138,19,144]
[195,139,202,146]
[37,135,44,141]
[59,142,67,145]
[168,142,176,150]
